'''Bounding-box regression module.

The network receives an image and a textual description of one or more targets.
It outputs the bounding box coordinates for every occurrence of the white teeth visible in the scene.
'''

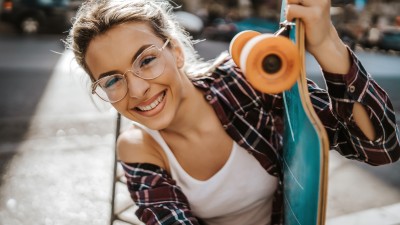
[137,92,165,112]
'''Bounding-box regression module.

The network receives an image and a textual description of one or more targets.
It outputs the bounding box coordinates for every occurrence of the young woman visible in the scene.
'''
[66,0,400,224]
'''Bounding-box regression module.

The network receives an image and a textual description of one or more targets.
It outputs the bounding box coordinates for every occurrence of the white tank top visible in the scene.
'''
[141,126,278,225]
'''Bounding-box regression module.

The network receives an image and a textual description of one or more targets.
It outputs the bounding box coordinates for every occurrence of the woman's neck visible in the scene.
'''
[161,78,216,141]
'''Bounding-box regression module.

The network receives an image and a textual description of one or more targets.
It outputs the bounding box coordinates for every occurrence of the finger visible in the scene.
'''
[287,0,307,6]
[285,4,315,23]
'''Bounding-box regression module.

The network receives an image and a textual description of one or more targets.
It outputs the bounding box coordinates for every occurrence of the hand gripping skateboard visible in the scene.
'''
[229,1,330,224]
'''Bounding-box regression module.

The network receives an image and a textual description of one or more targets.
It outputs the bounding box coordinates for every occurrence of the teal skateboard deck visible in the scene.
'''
[229,1,330,224]
[280,1,329,225]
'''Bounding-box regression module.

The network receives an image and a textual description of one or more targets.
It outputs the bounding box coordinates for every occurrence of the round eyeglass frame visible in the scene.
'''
[91,39,170,103]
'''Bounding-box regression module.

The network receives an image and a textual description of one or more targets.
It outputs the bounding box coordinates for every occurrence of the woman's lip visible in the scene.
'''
[130,90,167,117]
[135,91,165,108]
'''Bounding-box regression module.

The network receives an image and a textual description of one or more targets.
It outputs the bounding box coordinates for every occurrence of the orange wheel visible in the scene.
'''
[240,34,300,94]
[229,30,261,67]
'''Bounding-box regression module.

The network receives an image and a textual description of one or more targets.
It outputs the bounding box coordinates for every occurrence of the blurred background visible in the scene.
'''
[0,0,399,50]
[0,0,399,225]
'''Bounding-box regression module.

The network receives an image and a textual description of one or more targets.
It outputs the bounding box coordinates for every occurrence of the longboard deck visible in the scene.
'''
[280,1,330,225]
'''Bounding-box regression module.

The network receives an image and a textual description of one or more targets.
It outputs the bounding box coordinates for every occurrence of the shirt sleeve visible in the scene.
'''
[120,162,201,225]
[309,48,400,165]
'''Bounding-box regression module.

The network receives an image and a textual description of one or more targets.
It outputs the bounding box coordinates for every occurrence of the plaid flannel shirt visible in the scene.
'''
[121,50,400,225]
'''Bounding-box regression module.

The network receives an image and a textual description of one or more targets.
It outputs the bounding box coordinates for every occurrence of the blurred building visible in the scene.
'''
[361,0,400,28]
[179,0,282,24]
[179,0,399,24]
[179,0,399,51]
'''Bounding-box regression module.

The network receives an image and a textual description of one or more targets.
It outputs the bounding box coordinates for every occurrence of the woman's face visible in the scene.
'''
[85,22,189,130]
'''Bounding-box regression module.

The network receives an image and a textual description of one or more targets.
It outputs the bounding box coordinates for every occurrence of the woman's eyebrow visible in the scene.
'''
[97,44,153,79]
[98,70,119,79]
[131,44,153,64]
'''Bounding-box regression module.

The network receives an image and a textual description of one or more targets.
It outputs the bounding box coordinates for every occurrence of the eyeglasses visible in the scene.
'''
[91,39,170,103]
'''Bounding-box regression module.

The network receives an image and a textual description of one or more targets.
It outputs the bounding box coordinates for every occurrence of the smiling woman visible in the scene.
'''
[65,0,400,225]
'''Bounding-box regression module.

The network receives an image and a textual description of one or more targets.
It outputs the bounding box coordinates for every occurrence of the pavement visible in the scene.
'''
[0,40,400,225]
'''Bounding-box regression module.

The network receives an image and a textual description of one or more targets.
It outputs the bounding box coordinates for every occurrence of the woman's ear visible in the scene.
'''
[170,39,185,69]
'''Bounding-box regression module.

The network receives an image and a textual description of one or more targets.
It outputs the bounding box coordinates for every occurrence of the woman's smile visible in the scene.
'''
[132,90,167,117]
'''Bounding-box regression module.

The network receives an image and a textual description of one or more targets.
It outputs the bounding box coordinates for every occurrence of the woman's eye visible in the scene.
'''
[140,56,156,68]
[104,76,122,88]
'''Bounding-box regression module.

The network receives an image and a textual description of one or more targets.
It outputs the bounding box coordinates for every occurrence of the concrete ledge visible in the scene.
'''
[0,50,116,225]
[327,203,400,225]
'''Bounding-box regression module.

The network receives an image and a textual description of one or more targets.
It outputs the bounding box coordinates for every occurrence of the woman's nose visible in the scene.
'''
[126,73,150,98]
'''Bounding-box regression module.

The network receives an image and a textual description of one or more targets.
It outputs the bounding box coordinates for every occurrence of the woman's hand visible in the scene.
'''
[286,0,350,74]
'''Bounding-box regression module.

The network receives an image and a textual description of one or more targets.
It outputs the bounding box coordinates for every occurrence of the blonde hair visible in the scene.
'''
[66,0,217,80]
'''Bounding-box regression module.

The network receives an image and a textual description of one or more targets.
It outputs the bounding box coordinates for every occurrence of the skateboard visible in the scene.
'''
[229,0,330,224]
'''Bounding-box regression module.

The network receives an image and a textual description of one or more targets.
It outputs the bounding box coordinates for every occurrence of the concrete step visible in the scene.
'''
[327,203,400,225]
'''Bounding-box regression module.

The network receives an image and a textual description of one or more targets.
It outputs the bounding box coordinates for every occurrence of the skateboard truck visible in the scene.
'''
[276,20,296,37]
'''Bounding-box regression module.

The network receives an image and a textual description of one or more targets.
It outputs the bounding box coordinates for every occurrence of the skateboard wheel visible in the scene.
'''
[240,34,300,94]
[229,30,261,67]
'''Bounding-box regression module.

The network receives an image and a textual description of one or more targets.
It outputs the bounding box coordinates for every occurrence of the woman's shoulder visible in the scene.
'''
[213,52,242,76]
[117,125,168,170]
[189,51,243,79]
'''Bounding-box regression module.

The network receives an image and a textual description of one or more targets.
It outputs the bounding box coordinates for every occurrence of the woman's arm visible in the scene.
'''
[118,127,200,225]
[286,0,349,74]
[286,0,378,140]
[307,50,400,165]
[121,162,200,225]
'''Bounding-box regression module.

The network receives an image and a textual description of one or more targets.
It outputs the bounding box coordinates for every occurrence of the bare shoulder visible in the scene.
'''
[117,125,167,170]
